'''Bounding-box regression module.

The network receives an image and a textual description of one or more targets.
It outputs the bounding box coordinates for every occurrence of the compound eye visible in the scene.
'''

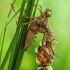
[47,11,51,17]
[46,8,52,17]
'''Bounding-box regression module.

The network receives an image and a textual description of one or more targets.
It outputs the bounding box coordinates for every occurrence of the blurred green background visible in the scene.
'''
[0,0,70,70]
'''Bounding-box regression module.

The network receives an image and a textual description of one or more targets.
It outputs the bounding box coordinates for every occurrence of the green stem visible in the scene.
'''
[0,0,39,70]
[8,0,39,70]
[0,0,16,68]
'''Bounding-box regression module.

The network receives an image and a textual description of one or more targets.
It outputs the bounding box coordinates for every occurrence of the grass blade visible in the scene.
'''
[0,0,17,69]
[14,0,39,70]
[8,0,27,70]
[0,0,39,70]
[8,0,39,70]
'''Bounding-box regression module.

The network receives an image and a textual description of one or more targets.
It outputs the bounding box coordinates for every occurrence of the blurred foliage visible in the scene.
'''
[0,0,70,70]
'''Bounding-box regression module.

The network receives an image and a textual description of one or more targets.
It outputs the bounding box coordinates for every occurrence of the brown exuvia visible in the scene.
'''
[11,4,57,51]
[14,4,58,69]
[23,8,55,51]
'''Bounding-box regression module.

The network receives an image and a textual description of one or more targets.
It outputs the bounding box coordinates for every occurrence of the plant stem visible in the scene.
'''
[0,0,16,69]
[8,0,39,70]
[0,0,39,70]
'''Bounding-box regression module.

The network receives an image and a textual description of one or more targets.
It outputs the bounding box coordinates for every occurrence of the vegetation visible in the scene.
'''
[0,0,39,70]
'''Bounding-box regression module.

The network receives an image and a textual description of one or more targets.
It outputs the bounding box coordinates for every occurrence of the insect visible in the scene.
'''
[35,33,57,70]
[11,4,56,51]
[12,4,58,69]
[20,6,52,51]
